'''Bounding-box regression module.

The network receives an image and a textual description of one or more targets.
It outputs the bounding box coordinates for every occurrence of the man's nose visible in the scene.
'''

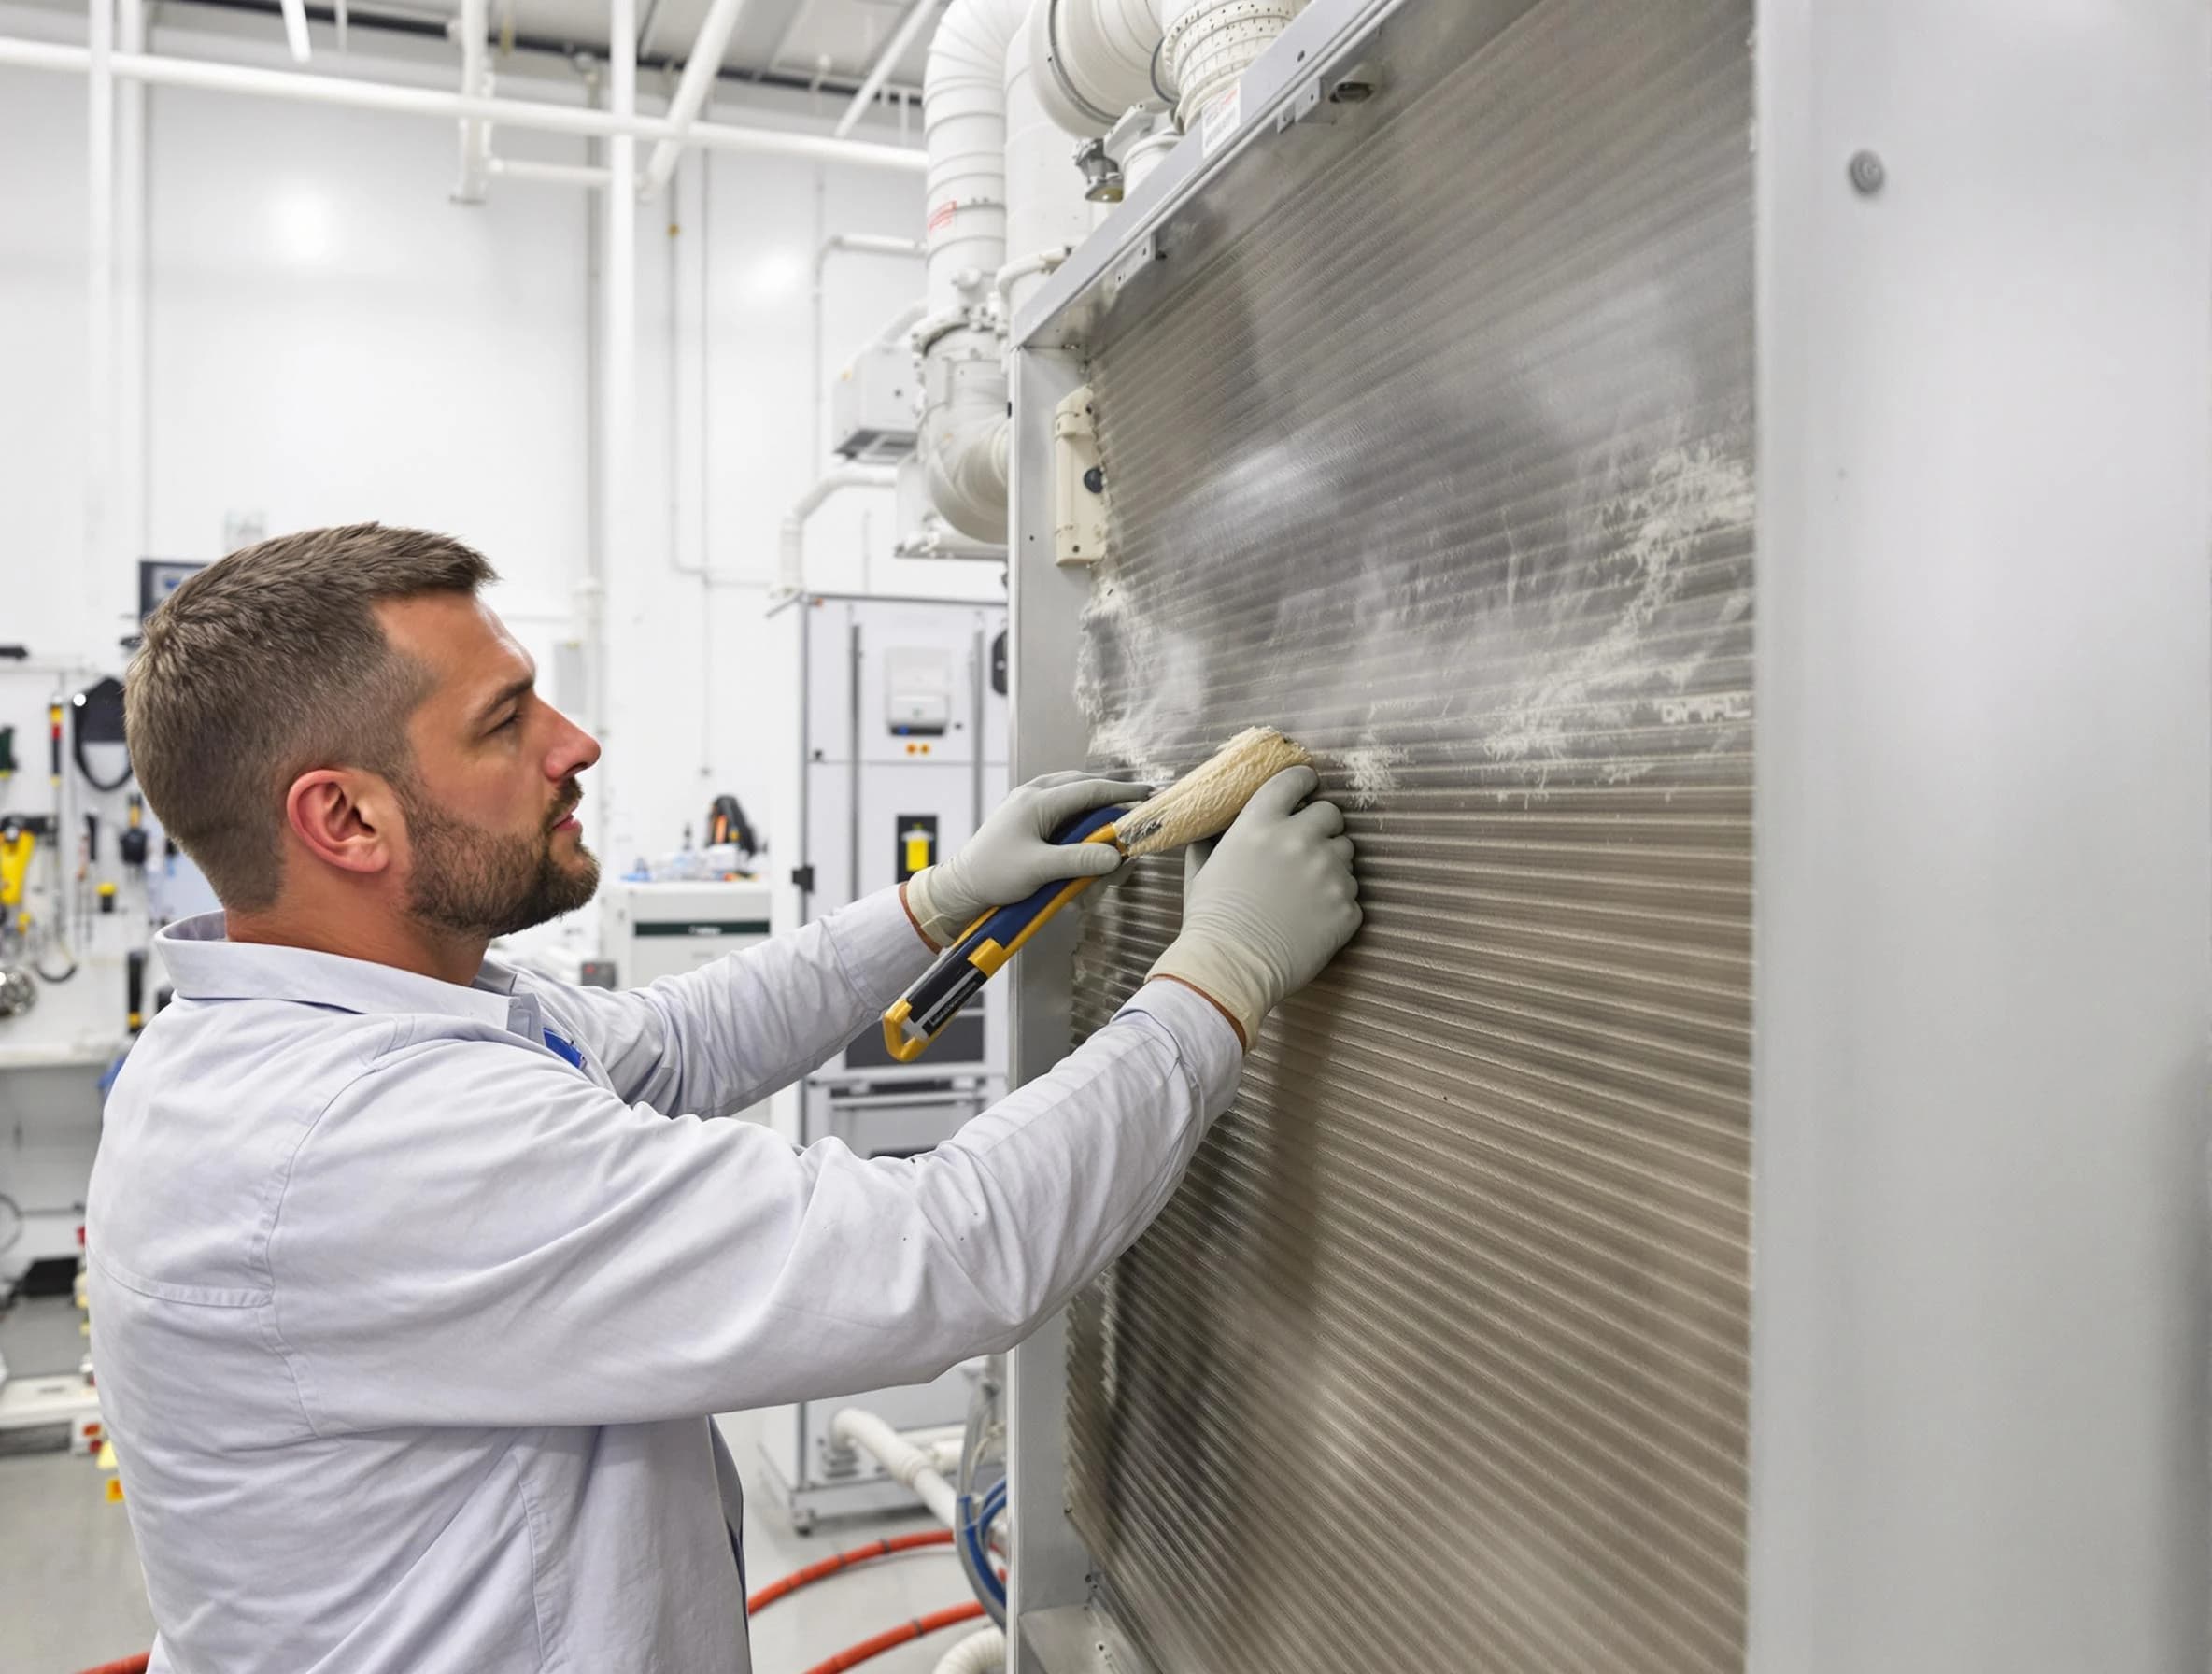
[546,710,602,779]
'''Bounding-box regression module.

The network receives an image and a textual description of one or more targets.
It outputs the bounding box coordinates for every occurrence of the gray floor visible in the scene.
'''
[1,1298,993,1674]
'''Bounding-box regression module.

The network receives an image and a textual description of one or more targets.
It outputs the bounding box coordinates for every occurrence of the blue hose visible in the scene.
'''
[959,1482,1009,1618]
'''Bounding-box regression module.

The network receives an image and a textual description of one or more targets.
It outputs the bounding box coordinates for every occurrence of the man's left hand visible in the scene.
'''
[902,770,1150,947]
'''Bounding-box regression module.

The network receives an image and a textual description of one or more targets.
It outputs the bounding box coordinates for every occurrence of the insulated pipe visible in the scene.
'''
[778,466,900,596]
[86,0,113,589]
[922,0,1025,319]
[932,1627,1007,1674]
[915,0,1026,545]
[1025,0,1161,136]
[489,155,611,188]
[589,0,635,858]
[639,0,751,200]
[834,0,942,139]
[829,1406,961,1526]
[276,0,310,61]
[0,37,929,174]
[453,0,489,200]
[115,0,146,564]
[875,297,928,348]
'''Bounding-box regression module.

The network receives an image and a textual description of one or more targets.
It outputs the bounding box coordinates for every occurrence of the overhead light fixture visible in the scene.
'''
[278,0,311,63]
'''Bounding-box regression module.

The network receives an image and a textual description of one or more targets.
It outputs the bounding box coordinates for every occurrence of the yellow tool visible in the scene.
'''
[0,822,34,911]
[882,727,1313,1062]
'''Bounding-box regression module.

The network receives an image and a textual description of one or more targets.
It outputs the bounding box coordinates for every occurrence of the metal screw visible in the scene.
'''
[1083,465,1105,495]
[1848,149,1885,194]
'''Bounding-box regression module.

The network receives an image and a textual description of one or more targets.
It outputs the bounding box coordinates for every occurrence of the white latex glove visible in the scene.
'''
[903,770,1151,947]
[1147,765,1361,1048]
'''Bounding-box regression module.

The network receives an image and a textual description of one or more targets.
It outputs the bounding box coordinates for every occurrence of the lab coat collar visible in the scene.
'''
[156,912,521,1032]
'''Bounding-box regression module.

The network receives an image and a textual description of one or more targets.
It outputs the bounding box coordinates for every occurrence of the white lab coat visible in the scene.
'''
[86,887,1240,1673]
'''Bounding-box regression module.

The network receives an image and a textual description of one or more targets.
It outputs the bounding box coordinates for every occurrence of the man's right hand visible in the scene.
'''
[1146,765,1361,1047]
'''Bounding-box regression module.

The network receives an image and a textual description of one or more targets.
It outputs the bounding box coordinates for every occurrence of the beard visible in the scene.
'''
[399,778,600,941]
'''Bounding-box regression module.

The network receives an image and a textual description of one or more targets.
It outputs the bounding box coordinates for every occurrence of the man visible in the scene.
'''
[89,523,1360,1673]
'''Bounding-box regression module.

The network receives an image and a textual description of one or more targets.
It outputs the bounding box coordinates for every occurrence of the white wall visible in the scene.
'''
[0,3,994,894]
[605,106,996,881]
[0,6,992,1277]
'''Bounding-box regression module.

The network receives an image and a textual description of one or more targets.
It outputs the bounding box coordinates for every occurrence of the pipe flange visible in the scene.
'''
[913,307,1002,358]
[1042,0,1121,129]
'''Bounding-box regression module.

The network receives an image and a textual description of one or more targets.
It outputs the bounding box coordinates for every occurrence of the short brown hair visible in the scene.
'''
[126,524,497,911]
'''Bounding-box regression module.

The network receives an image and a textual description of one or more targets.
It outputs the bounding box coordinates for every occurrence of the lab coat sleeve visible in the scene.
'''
[267,981,1242,1431]
[538,887,937,1114]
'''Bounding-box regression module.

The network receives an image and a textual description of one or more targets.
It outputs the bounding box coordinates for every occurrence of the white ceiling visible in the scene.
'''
[496,0,936,88]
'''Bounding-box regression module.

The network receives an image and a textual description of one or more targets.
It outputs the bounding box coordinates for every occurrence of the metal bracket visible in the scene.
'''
[1103,233,1164,308]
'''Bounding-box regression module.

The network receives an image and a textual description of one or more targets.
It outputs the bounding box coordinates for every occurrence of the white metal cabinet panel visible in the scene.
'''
[1750,2,2212,1669]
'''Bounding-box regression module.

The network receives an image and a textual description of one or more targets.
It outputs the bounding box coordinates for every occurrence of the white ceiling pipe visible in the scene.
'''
[115,0,148,564]
[0,36,929,174]
[831,0,939,139]
[638,0,750,201]
[86,0,114,588]
[777,465,900,596]
[489,155,611,187]
[277,0,311,62]
[1026,0,1160,137]
[453,0,489,200]
[589,0,636,858]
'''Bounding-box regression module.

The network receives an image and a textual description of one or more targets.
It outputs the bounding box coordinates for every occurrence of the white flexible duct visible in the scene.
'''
[829,1407,960,1525]
[777,465,900,595]
[924,0,1024,319]
[1000,22,1096,319]
[1026,0,1161,136]
[1160,0,1299,123]
[933,1626,1008,1674]
[916,0,1028,544]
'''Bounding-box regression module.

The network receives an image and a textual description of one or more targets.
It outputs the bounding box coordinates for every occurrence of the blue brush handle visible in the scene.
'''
[957,803,1125,951]
[898,804,1127,1042]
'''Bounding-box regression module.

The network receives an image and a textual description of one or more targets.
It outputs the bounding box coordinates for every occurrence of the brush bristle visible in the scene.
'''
[1114,726,1315,858]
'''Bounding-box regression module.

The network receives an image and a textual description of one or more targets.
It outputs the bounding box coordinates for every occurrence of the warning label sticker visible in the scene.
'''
[1199,81,1242,159]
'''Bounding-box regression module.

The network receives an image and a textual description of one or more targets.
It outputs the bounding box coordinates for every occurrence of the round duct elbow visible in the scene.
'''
[1162,0,1300,123]
[922,408,1012,545]
[1028,0,1166,137]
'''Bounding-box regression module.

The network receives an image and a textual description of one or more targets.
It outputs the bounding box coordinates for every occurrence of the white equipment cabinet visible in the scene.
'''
[758,592,1009,1530]
[598,879,773,987]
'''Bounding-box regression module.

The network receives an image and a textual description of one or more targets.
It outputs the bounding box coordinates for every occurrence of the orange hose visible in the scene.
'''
[746,1529,956,1615]
[72,1657,150,1674]
[800,1601,987,1674]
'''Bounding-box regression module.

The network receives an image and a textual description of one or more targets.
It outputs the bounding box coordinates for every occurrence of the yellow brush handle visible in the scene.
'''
[880,823,1125,1063]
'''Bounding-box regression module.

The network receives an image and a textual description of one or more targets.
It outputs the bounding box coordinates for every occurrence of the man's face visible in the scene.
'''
[376,592,603,941]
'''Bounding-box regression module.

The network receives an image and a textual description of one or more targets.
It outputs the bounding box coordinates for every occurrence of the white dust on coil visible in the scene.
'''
[1481,435,1753,789]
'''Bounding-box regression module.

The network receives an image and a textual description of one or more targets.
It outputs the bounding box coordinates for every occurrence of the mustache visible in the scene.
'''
[547,783,583,831]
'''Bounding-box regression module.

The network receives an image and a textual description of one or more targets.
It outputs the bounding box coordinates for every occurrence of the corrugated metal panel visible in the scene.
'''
[1062,2,1755,1668]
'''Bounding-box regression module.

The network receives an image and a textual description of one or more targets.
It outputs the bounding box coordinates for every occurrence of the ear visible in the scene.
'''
[284,769,399,878]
